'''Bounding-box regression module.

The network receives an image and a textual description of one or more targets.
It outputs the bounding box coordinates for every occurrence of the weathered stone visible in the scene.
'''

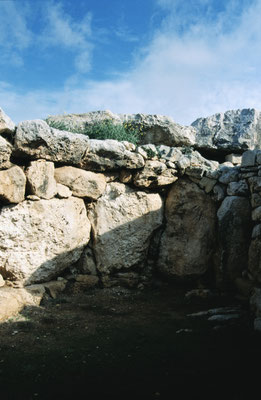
[252,206,261,221]
[239,172,256,179]
[133,160,178,188]
[248,176,261,193]
[0,136,13,170]
[79,139,145,171]
[0,166,26,203]
[0,107,15,134]
[137,144,158,159]
[251,193,261,208]
[56,183,72,198]
[0,197,91,284]
[26,159,57,199]
[241,150,257,167]
[74,274,99,289]
[199,177,217,193]
[119,169,132,183]
[88,182,163,274]
[212,184,226,202]
[44,279,67,299]
[216,196,251,282]
[157,146,183,162]
[225,153,242,165]
[192,108,261,153]
[54,166,106,200]
[252,224,261,239]
[256,151,261,165]
[158,179,216,278]
[77,246,97,275]
[14,119,90,165]
[122,141,136,152]
[26,195,40,201]
[227,180,249,196]
[47,110,196,147]
[219,167,239,184]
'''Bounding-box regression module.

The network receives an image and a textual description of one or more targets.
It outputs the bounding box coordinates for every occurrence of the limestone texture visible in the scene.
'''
[0,107,15,134]
[0,198,91,284]
[88,182,163,274]
[133,160,178,188]
[158,179,217,278]
[0,136,13,169]
[26,159,57,199]
[0,166,26,203]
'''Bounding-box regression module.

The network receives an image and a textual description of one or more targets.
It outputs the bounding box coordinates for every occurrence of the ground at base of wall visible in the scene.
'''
[0,285,260,400]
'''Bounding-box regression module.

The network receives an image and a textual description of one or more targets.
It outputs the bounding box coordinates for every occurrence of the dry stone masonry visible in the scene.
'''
[1,106,261,329]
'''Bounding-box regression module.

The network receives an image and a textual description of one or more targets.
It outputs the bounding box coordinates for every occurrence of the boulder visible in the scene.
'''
[26,159,57,199]
[0,136,13,170]
[79,139,145,171]
[54,166,106,200]
[14,119,90,165]
[0,166,26,203]
[0,107,15,134]
[158,179,216,278]
[216,196,251,282]
[0,197,91,284]
[46,110,197,147]
[88,182,163,274]
[192,109,261,154]
[133,160,178,188]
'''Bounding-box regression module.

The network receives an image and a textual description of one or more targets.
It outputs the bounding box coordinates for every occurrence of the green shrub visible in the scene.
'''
[46,118,143,145]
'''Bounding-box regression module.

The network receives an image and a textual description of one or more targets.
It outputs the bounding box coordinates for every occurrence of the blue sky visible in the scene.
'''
[1,0,261,124]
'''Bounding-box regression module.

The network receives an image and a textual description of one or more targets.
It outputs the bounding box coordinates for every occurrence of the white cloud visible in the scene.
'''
[2,0,261,125]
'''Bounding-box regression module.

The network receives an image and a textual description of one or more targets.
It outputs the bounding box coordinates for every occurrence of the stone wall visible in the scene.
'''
[2,107,261,325]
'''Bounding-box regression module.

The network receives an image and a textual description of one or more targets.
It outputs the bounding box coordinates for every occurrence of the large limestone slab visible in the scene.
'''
[158,179,216,278]
[14,119,90,165]
[79,139,145,171]
[54,166,106,200]
[88,182,163,274]
[192,108,261,153]
[0,198,91,284]
[0,107,15,134]
[46,110,196,147]
[26,159,57,199]
[216,196,251,282]
[0,166,26,203]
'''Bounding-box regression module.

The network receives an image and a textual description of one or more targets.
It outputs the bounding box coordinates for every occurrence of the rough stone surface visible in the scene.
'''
[0,107,15,134]
[133,160,178,188]
[26,159,57,199]
[225,153,242,165]
[249,239,261,284]
[88,182,163,274]
[219,167,239,184]
[192,108,261,153]
[216,196,251,282]
[46,110,196,147]
[54,166,106,200]
[227,180,249,196]
[241,150,257,167]
[0,198,91,284]
[79,139,145,171]
[56,183,72,198]
[158,179,216,278]
[14,120,90,165]
[0,274,5,287]
[0,166,26,203]
[0,136,13,170]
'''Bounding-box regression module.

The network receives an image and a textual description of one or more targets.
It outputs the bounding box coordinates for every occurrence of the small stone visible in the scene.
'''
[212,184,226,201]
[199,177,217,193]
[44,280,67,299]
[227,180,249,196]
[248,176,261,193]
[225,153,242,165]
[0,107,15,134]
[252,206,261,221]
[0,166,26,204]
[56,183,72,199]
[122,141,136,152]
[119,169,132,183]
[26,159,57,200]
[241,150,257,167]
[26,195,41,201]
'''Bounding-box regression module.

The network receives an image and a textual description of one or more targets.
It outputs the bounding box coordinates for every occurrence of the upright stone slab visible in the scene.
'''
[0,198,91,284]
[88,182,163,274]
[158,179,217,278]
[216,196,251,283]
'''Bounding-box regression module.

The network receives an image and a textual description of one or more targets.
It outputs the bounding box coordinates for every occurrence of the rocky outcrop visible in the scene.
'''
[192,109,261,154]
[88,182,164,274]
[54,166,106,200]
[158,179,217,278]
[0,198,91,284]
[14,119,90,165]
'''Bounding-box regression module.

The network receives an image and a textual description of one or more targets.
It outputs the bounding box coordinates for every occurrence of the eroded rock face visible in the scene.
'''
[216,196,251,282]
[192,109,261,153]
[14,120,90,164]
[0,107,15,134]
[133,160,178,188]
[79,139,144,171]
[0,136,13,169]
[158,179,217,278]
[0,166,26,203]
[88,182,163,274]
[0,198,91,284]
[55,166,107,200]
[26,159,57,199]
